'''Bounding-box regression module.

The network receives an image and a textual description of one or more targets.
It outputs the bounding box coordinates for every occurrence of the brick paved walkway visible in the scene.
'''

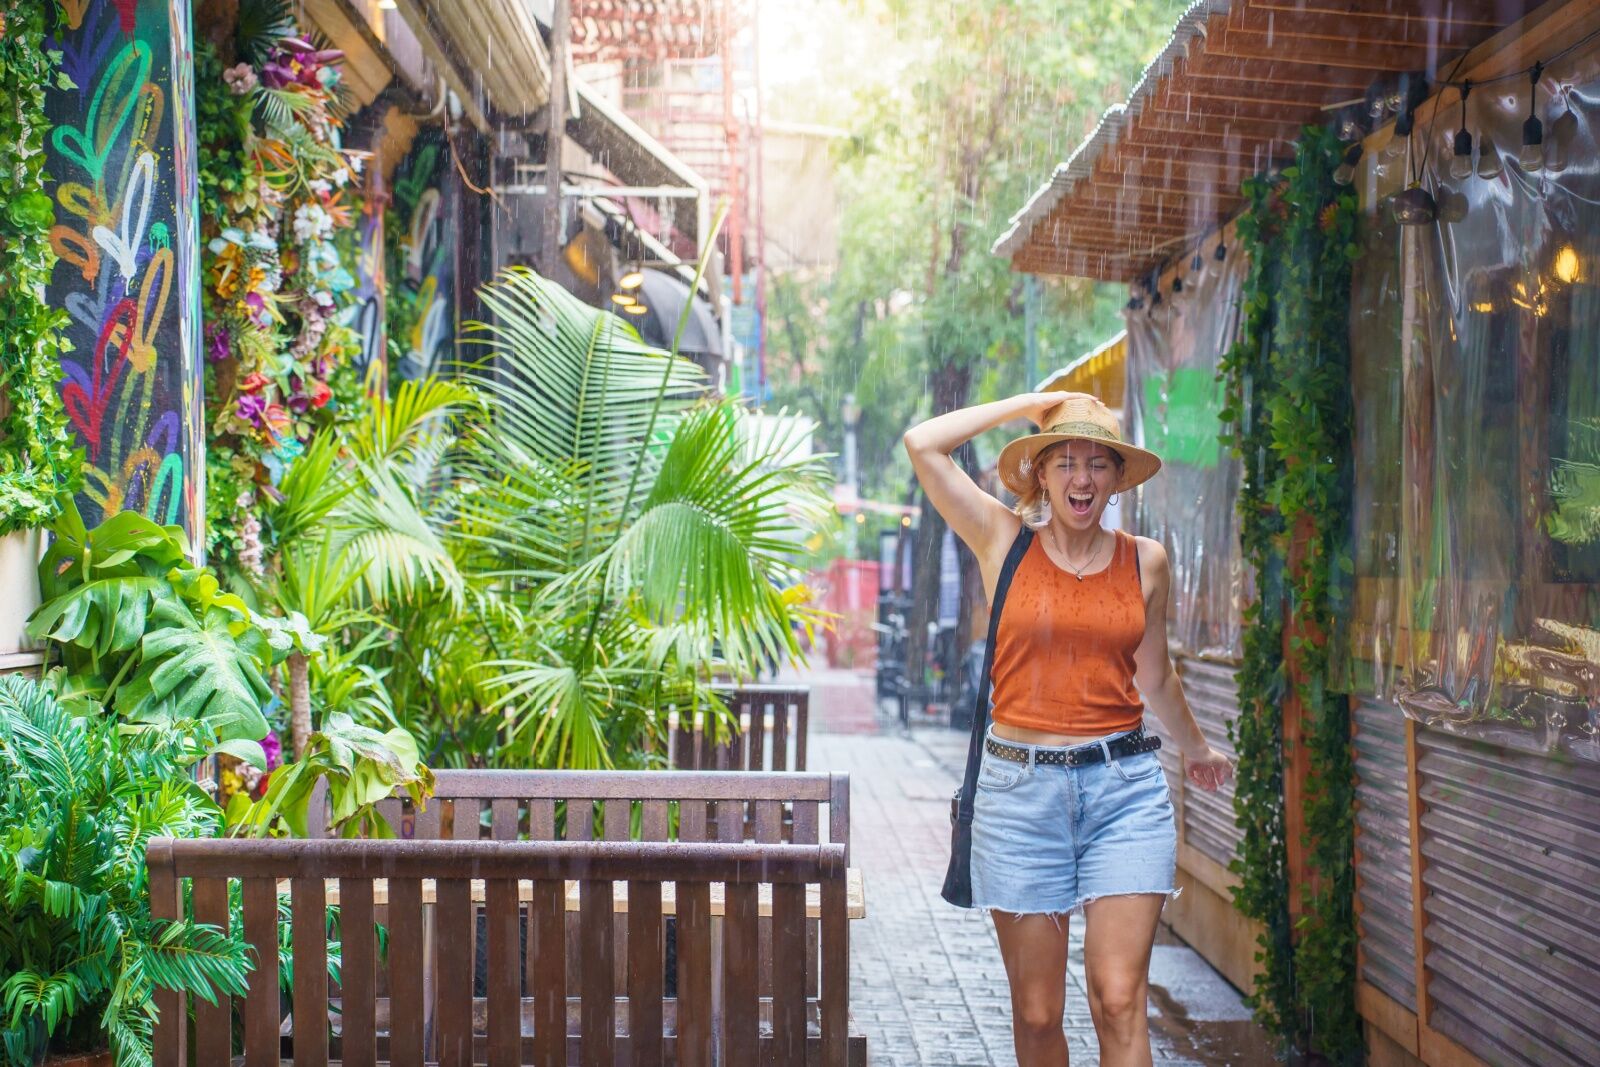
[782,667,1277,1067]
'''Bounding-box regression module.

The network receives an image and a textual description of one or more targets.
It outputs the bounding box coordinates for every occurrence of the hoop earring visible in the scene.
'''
[1108,492,1120,506]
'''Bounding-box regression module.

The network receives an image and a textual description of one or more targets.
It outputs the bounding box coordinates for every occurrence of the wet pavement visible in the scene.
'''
[784,664,1279,1067]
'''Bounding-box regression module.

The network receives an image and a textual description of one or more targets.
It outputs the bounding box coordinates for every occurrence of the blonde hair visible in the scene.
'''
[1011,440,1125,525]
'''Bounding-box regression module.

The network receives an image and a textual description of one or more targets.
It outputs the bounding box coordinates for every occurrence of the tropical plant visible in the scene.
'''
[225,711,433,838]
[432,267,834,768]
[0,675,253,1066]
[25,499,275,764]
[0,1,82,533]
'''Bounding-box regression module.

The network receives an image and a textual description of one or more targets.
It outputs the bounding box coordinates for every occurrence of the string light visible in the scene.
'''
[1449,81,1474,180]
[1172,274,1184,294]
[1213,239,1226,261]
[1333,142,1363,186]
[1519,62,1545,170]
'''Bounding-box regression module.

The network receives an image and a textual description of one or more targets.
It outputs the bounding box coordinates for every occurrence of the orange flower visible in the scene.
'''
[1319,203,1339,232]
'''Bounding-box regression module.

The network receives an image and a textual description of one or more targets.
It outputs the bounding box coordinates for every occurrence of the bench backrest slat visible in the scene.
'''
[148,838,848,1067]
[670,686,811,772]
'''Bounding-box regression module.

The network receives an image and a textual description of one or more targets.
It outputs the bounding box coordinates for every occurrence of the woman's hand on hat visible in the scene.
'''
[1184,745,1235,792]
[1020,391,1076,429]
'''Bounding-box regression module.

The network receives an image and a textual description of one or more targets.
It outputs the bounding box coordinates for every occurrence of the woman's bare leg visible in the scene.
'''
[1081,894,1165,1067]
[992,911,1072,1066]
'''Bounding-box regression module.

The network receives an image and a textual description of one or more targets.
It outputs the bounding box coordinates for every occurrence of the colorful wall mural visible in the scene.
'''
[385,130,456,382]
[45,0,203,542]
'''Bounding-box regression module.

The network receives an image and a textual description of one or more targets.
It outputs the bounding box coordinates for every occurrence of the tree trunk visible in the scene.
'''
[288,651,312,758]
[904,362,973,694]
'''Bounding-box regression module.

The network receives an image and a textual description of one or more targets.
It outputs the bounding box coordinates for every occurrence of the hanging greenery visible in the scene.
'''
[1217,123,1361,1064]
[0,0,82,534]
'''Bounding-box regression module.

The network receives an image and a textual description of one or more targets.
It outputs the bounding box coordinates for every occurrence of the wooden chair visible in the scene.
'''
[148,836,852,1065]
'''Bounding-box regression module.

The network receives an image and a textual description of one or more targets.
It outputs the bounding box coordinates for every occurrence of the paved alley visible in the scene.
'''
[783,666,1279,1067]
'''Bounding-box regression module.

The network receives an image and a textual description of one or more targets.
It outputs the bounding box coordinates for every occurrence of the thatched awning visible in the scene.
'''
[994,0,1531,281]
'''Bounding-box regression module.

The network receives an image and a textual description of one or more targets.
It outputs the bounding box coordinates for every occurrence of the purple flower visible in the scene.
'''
[206,324,231,363]
[261,729,283,771]
[236,392,268,424]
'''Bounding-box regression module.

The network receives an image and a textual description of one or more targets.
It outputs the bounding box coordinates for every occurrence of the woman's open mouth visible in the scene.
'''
[1067,492,1094,515]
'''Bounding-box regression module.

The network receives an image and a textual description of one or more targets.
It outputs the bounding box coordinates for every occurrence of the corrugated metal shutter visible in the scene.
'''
[1417,728,1600,1066]
[1173,657,1244,868]
[1352,699,1416,1012]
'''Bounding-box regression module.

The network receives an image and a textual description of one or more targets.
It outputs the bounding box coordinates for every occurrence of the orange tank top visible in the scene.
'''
[989,528,1147,735]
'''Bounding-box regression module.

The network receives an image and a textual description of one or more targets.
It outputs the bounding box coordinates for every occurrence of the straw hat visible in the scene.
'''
[997,394,1161,496]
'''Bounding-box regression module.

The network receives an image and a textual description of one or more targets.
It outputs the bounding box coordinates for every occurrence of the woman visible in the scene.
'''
[904,391,1234,1067]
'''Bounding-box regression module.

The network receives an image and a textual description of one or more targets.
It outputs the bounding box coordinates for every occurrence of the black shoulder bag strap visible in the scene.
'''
[940,524,1034,908]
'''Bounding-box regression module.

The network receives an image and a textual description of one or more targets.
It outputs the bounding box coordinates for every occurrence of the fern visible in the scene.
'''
[0,677,254,1065]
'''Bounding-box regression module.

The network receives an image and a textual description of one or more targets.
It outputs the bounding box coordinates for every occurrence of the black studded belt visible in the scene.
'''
[984,728,1161,767]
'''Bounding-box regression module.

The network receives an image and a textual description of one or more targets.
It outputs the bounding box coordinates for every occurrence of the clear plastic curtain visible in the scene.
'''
[1339,55,1600,760]
[1125,243,1247,661]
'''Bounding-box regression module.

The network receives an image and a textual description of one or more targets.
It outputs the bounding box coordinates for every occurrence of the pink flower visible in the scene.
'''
[223,62,257,95]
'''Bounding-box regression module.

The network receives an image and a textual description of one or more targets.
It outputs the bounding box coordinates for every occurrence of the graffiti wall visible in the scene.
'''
[385,129,456,383]
[45,0,202,541]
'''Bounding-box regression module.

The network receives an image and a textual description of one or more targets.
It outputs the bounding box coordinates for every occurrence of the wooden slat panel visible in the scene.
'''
[242,877,279,1066]
[434,879,473,1066]
[772,695,790,772]
[192,876,232,1065]
[792,800,819,845]
[529,798,556,840]
[675,882,713,1067]
[452,797,481,841]
[292,876,330,1066]
[387,878,426,1067]
[640,799,669,841]
[580,879,615,1063]
[490,798,519,841]
[413,799,441,840]
[679,798,707,842]
[829,775,851,861]
[794,692,809,771]
[604,798,631,842]
[770,882,807,1066]
[747,703,766,771]
[820,877,848,1067]
[1418,727,1600,1066]
[529,878,567,1065]
[339,879,378,1067]
[628,880,664,1067]
[485,878,521,1067]
[722,882,759,1063]
[570,798,594,842]
[149,851,186,1067]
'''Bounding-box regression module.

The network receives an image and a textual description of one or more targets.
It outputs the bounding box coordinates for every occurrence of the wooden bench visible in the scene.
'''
[665,686,812,772]
[148,837,853,1065]
[286,769,865,1064]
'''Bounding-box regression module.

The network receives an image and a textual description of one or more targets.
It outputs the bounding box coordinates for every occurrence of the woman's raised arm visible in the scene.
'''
[902,392,1071,573]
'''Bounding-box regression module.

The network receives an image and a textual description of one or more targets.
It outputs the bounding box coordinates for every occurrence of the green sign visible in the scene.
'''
[1142,367,1224,469]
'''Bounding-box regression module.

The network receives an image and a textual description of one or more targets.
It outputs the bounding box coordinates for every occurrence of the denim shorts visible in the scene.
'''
[970,725,1178,915]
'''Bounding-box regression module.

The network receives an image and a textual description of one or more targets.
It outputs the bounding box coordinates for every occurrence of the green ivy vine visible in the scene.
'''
[1217,123,1360,1064]
[0,0,83,534]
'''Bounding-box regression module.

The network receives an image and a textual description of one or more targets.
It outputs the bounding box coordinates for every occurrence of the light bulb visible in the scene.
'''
[611,293,636,306]
[1449,128,1474,180]
[619,270,644,289]
[1333,142,1362,186]
[1518,120,1544,170]
[1476,136,1503,180]
[1546,107,1579,173]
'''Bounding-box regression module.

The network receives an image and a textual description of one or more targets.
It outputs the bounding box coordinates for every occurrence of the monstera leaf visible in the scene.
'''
[119,599,273,742]
[25,574,170,660]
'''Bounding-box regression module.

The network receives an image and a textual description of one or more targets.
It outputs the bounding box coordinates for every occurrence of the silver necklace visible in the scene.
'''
[1048,527,1104,580]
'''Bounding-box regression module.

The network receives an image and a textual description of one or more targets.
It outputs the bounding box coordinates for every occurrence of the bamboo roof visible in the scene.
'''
[993,0,1532,281]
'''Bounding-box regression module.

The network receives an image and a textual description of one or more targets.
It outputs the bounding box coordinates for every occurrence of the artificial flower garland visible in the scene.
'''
[196,30,366,572]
